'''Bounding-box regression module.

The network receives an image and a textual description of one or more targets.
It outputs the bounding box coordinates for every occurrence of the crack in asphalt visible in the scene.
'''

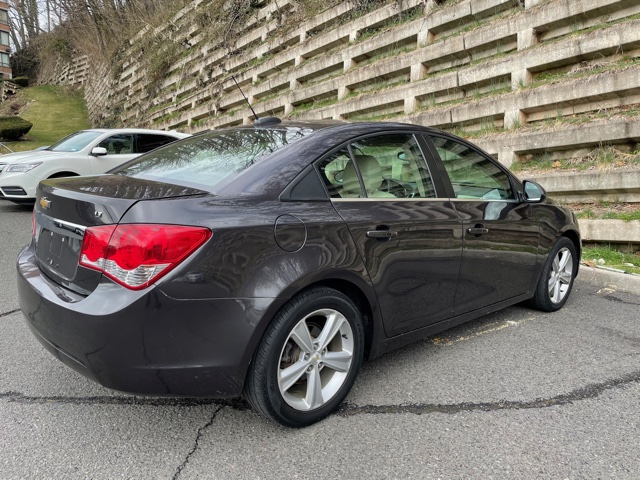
[172,406,224,480]
[602,294,640,306]
[338,370,640,417]
[2,371,638,422]
[0,308,20,318]
[0,392,249,409]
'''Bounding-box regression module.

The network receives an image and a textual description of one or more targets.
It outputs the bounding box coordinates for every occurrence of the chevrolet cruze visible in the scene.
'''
[17,120,580,427]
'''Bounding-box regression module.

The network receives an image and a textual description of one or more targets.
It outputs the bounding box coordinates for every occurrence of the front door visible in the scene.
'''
[317,132,463,337]
[89,133,138,173]
[425,134,539,314]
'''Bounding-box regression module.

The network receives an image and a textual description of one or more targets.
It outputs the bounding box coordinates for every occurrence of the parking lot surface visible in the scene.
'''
[1,201,639,479]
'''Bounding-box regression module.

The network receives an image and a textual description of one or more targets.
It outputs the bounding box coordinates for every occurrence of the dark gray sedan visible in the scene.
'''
[17,120,580,427]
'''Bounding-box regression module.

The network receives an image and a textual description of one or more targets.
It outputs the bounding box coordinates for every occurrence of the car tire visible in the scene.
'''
[530,237,578,312]
[244,287,364,427]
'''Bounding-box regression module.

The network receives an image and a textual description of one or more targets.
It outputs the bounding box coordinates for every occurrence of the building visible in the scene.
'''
[0,1,11,78]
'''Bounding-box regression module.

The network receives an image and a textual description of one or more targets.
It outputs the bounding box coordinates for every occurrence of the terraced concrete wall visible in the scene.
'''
[112,0,639,167]
[46,1,640,147]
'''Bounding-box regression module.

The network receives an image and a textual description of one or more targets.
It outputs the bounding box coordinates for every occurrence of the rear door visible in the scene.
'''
[317,132,463,337]
[424,133,539,314]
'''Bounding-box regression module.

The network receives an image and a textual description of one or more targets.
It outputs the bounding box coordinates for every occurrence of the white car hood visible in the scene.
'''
[0,150,73,165]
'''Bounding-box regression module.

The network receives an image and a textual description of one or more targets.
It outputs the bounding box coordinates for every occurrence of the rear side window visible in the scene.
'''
[429,135,514,200]
[318,149,362,198]
[136,134,179,154]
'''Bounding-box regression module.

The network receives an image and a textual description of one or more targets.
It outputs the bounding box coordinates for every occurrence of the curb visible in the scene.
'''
[577,264,640,296]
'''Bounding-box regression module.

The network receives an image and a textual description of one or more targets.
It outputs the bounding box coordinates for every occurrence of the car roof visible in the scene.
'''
[82,128,190,137]
[210,121,445,197]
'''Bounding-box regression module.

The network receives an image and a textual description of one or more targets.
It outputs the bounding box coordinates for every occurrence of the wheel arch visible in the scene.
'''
[560,228,581,271]
[240,272,380,389]
[48,171,80,179]
[296,278,376,360]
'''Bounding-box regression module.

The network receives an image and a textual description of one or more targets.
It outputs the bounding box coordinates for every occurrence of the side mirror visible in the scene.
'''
[91,147,108,156]
[523,180,546,203]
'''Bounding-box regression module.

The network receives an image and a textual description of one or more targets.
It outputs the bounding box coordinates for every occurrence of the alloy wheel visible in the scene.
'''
[277,308,354,411]
[548,247,573,304]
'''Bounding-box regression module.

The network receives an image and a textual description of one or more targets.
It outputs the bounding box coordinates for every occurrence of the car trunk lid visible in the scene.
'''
[33,175,209,295]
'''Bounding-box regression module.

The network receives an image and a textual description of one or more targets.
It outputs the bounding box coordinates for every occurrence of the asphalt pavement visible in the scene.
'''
[1,200,639,479]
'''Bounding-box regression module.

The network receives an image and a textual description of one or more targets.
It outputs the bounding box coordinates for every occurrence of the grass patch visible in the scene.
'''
[354,6,424,44]
[566,12,640,40]
[347,78,409,98]
[529,57,640,89]
[572,202,640,222]
[513,146,640,174]
[448,117,503,138]
[578,209,640,221]
[582,245,640,275]
[416,83,511,113]
[153,110,183,124]
[289,96,339,116]
[348,110,402,122]
[356,44,415,68]
[2,86,90,152]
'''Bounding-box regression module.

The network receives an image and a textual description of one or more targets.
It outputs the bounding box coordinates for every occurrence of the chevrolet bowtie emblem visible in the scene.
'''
[39,197,51,210]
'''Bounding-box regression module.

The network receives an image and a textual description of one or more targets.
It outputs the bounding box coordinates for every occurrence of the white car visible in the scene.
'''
[0,128,191,204]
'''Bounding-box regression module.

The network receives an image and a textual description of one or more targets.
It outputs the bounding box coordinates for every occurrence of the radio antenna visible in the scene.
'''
[232,75,258,121]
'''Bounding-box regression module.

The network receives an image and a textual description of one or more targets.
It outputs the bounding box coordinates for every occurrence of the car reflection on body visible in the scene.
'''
[17,118,580,427]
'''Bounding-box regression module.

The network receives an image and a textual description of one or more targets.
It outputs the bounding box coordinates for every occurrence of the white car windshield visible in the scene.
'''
[46,131,104,152]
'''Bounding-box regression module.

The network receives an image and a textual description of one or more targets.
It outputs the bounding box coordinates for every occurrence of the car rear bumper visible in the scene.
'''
[17,242,273,398]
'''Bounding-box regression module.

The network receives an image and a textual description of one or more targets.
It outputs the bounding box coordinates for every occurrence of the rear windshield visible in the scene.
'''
[112,127,312,190]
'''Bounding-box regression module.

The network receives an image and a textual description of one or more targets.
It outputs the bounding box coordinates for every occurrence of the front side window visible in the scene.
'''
[98,134,134,154]
[429,135,514,200]
[318,133,436,199]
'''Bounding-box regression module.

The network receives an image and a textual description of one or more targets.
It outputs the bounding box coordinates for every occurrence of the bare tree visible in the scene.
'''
[8,0,67,48]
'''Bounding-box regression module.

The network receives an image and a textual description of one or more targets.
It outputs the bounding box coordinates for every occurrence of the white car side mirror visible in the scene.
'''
[91,147,108,156]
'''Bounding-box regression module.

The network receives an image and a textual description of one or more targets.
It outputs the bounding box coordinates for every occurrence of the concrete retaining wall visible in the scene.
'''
[528,170,640,203]
[579,219,640,243]
[42,0,640,136]
[50,0,638,135]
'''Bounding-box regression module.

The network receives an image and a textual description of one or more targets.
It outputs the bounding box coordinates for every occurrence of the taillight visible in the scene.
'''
[79,224,211,290]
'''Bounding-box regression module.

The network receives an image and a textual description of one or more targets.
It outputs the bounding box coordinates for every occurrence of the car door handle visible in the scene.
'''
[467,227,489,235]
[366,230,398,238]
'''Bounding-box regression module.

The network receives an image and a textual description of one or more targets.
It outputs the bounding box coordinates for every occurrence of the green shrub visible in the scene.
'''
[11,76,29,87]
[0,116,33,140]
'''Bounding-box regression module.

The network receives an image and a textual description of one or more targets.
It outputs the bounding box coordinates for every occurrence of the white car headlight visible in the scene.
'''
[6,162,43,173]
